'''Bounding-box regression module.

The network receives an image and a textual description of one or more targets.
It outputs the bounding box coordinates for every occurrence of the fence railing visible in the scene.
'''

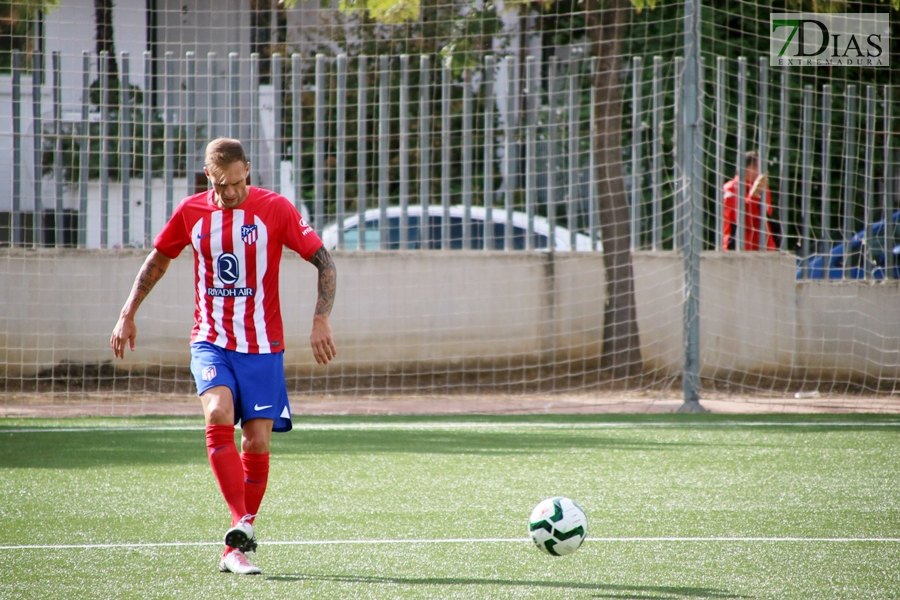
[2,49,897,279]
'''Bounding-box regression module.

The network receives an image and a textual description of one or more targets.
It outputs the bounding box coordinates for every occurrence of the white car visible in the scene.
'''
[320,205,601,251]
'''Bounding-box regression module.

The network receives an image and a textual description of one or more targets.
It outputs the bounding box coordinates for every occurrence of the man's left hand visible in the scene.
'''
[310,316,337,365]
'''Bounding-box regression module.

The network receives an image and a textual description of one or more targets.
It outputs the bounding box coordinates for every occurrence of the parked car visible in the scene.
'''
[797,209,900,279]
[320,205,602,252]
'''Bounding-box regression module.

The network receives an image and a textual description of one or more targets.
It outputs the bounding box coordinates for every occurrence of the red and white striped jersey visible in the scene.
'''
[154,187,323,354]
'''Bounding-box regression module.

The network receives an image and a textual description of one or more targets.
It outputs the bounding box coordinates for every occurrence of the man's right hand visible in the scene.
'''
[110,315,137,359]
[749,174,768,198]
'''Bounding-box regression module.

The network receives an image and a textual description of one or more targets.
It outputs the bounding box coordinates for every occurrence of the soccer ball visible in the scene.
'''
[528,497,587,556]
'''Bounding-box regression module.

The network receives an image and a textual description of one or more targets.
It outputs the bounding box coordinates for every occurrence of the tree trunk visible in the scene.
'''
[94,0,119,82]
[586,0,643,380]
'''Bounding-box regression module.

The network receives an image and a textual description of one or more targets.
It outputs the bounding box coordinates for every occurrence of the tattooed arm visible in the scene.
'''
[110,249,172,359]
[308,246,337,365]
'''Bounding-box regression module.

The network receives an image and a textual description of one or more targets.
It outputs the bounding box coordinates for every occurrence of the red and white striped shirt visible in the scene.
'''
[155,187,323,354]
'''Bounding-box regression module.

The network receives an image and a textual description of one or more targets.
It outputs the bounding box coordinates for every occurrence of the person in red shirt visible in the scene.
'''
[722,150,776,251]
[110,138,337,575]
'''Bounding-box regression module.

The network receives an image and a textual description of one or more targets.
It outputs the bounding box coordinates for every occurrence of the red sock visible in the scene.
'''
[242,451,270,523]
[206,425,247,527]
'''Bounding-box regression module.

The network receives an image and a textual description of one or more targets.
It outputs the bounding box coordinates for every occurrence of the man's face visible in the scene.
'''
[746,161,759,182]
[205,160,250,210]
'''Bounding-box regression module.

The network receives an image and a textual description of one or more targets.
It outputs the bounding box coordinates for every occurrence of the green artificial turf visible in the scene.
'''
[0,414,898,599]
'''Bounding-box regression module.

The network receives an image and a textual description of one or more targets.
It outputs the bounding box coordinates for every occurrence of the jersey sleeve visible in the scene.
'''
[281,199,324,260]
[153,199,192,259]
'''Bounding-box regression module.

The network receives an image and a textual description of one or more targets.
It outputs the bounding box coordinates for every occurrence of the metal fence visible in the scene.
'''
[2,49,897,280]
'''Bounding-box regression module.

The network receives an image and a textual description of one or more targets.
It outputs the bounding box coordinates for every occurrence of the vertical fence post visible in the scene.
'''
[525,55,537,251]
[399,54,410,249]
[441,58,451,250]
[52,52,63,248]
[99,51,109,248]
[143,51,153,246]
[462,72,473,250]
[842,86,858,279]
[735,56,746,252]
[291,54,303,215]
[885,86,895,280]
[121,52,132,247]
[483,55,495,251]
[164,51,176,220]
[863,86,876,280]
[228,53,240,140]
[800,86,813,278]
[550,56,564,251]
[504,55,517,251]
[757,57,769,253]
[651,56,663,251]
[630,56,642,251]
[547,55,559,252]
[356,55,368,249]
[272,53,283,194]
[673,56,683,249]
[589,57,599,249]
[78,52,90,247]
[714,57,725,251]
[778,70,789,251]
[820,85,832,258]
[207,52,218,143]
[250,53,260,185]
[184,51,195,201]
[11,51,21,246]
[567,55,580,251]
[679,0,704,412]
[315,54,327,234]
[378,55,390,250]
[335,54,347,250]
[418,55,431,249]
[31,50,44,247]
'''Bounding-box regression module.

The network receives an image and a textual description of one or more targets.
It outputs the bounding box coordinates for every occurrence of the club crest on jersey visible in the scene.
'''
[241,224,258,245]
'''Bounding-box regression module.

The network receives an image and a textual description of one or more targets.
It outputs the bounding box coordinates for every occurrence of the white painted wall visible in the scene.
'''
[2,251,897,386]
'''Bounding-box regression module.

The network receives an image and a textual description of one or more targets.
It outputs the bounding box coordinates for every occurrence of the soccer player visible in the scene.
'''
[110,138,337,575]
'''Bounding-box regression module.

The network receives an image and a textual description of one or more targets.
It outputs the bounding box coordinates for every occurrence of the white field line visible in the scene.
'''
[2,420,900,434]
[2,537,900,551]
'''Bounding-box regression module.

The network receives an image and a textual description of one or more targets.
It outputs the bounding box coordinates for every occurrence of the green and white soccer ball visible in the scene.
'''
[528,497,587,556]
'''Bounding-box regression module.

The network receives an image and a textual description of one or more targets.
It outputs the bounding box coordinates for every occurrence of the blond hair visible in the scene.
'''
[204,138,247,170]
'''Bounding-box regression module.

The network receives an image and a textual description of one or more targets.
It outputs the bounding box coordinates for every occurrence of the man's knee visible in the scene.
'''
[241,419,273,454]
[201,386,235,425]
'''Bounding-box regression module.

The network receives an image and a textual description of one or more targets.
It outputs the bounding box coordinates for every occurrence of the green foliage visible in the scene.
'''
[439,6,503,76]
[340,0,419,23]
[41,108,206,182]
[0,0,59,74]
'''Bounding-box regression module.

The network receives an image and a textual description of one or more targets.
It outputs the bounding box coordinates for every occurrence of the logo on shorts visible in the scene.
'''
[241,224,258,245]
[202,366,217,381]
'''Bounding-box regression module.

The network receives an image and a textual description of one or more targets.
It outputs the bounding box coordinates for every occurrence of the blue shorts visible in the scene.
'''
[189,341,292,433]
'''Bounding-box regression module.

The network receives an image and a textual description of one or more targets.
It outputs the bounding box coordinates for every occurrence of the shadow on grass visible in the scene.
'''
[0,427,693,469]
[266,573,748,599]
[3,414,896,469]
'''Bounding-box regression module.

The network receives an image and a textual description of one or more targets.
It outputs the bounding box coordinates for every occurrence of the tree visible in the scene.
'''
[94,0,118,82]
[0,0,59,71]
[585,0,643,380]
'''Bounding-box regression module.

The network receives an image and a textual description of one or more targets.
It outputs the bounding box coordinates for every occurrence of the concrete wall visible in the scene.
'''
[1,250,897,382]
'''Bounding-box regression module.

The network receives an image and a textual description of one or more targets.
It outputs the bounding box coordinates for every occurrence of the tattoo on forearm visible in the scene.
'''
[310,247,336,317]
[128,260,167,312]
